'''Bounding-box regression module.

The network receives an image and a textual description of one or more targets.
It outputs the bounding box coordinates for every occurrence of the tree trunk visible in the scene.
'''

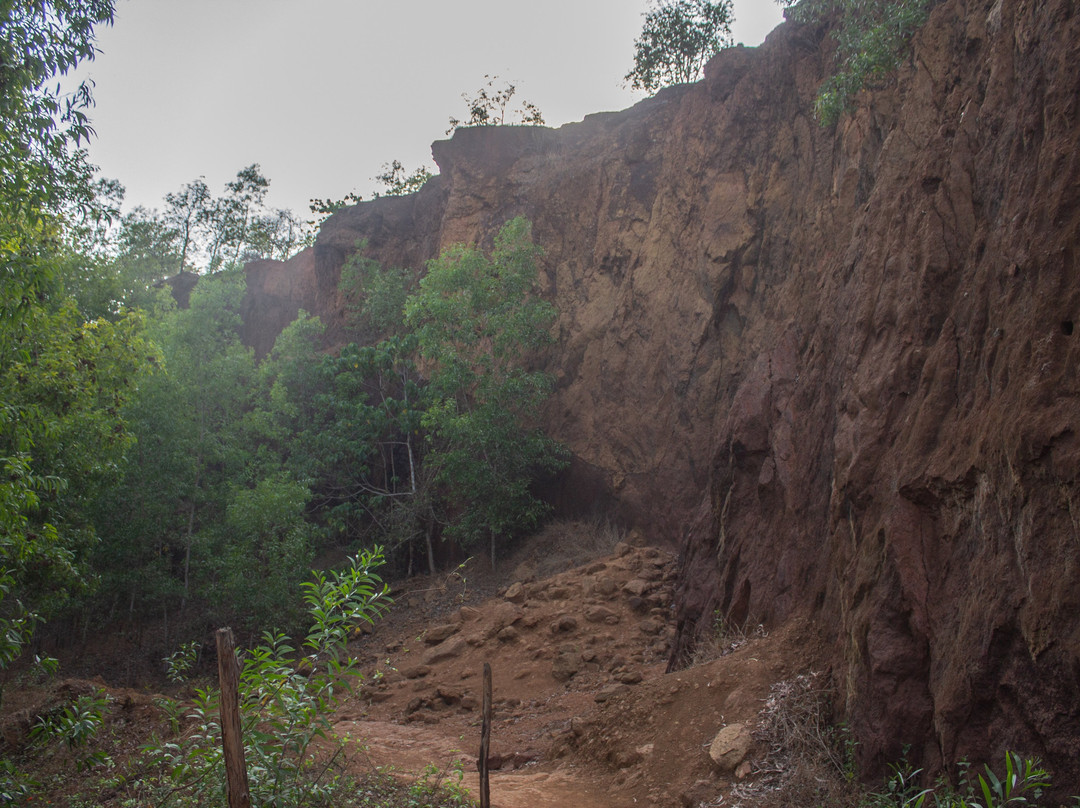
[181,501,195,611]
[426,520,437,577]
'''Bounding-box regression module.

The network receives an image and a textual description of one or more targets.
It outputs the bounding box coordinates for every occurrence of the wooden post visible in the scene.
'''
[479,662,492,808]
[216,628,251,808]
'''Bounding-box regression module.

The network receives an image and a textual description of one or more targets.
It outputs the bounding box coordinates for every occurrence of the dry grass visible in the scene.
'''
[730,672,861,808]
[689,613,769,666]
[507,514,626,580]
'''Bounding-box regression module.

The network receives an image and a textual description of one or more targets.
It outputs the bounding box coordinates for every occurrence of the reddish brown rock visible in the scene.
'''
[423,623,459,644]
[236,0,1080,787]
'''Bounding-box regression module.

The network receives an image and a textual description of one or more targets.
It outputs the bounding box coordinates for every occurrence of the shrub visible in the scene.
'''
[778,0,935,124]
[140,548,390,807]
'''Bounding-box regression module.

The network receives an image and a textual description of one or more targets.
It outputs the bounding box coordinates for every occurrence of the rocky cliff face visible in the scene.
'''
[240,0,1080,787]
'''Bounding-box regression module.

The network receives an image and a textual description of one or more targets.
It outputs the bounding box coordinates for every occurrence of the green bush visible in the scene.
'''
[140,548,390,807]
[862,751,1077,808]
[778,0,935,124]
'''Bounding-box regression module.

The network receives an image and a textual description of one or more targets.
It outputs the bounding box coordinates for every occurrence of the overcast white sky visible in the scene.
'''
[75,1,786,217]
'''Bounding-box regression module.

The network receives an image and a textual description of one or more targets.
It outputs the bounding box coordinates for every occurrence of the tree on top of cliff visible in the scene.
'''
[372,160,434,198]
[445,75,545,136]
[625,0,734,93]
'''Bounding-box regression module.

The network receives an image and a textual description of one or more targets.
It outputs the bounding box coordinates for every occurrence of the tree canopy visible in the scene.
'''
[625,0,734,93]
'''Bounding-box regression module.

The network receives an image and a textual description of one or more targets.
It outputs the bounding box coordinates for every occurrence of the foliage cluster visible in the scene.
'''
[446,75,545,135]
[373,160,435,198]
[859,752,1078,808]
[140,548,390,808]
[778,0,935,124]
[625,0,734,92]
[0,0,158,693]
[135,163,312,275]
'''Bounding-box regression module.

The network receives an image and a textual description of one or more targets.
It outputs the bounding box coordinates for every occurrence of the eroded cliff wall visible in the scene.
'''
[241,0,1080,786]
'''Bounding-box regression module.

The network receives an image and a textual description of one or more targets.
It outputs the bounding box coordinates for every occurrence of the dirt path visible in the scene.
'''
[340,717,626,808]
[328,540,829,808]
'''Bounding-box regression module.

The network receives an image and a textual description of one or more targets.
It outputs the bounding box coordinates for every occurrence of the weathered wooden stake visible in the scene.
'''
[480,661,492,808]
[216,628,251,808]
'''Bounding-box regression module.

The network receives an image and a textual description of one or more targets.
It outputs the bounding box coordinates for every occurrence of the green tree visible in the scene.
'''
[308,191,362,228]
[0,0,114,215]
[0,0,150,676]
[86,270,259,633]
[60,200,182,319]
[210,475,315,634]
[373,160,434,198]
[163,177,210,272]
[777,0,934,125]
[625,0,734,92]
[338,240,415,337]
[404,217,567,569]
[246,206,311,260]
[446,75,546,135]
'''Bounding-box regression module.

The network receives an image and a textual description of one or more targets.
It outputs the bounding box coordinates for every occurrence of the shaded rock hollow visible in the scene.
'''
[238,0,1080,790]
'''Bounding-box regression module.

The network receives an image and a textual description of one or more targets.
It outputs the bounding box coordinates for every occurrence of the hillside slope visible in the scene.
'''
[239,0,1080,787]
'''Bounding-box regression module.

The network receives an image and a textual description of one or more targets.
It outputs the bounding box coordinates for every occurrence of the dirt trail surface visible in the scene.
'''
[335,541,827,807]
[1,536,827,807]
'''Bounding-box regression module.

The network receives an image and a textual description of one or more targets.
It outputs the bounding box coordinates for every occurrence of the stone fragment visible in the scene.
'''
[547,585,573,601]
[613,748,642,768]
[595,683,629,702]
[401,665,431,679]
[550,614,578,633]
[585,605,619,624]
[424,623,460,644]
[624,578,652,597]
[435,686,462,705]
[551,648,581,682]
[615,668,643,684]
[458,605,482,622]
[594,575,618,596]
[492,601,524,630]
[639,617,664,635]
[497,625,520,642]
[708,723,752,773]
[422,637,466,665]
[504,581,526,603]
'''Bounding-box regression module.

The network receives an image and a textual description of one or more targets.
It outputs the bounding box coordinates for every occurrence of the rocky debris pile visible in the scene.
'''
[342,543,680,785]
[339,540,829,807]
[355,543,677,724]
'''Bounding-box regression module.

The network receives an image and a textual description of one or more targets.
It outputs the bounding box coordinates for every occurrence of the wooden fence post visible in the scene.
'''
[216,628,252,808]
[480,662,492,808]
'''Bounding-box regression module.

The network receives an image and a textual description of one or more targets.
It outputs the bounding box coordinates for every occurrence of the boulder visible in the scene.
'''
[424,623,459,644]
[422,637,466,666]
[708,723,752,773]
